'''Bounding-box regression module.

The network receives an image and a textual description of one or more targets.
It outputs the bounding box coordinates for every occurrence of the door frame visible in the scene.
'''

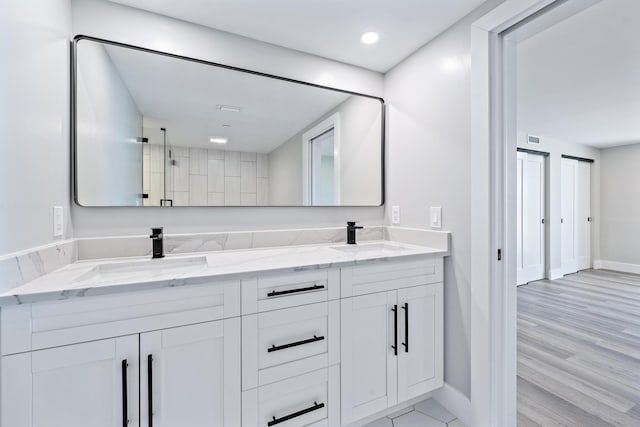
[470,1,601,426]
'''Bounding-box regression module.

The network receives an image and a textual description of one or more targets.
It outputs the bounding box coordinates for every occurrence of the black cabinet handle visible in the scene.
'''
[391,304,398,356]
[121,359,128,427]
[267,284,324,297]
[402,303,409,353]
[267,401,325,426]
[268,335,325,353]
[147,355,153,427]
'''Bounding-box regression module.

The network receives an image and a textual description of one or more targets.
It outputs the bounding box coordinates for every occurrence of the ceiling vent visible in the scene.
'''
[527,134,541,145]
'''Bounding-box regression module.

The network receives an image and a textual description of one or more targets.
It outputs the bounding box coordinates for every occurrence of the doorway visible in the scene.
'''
[470,0,608,425]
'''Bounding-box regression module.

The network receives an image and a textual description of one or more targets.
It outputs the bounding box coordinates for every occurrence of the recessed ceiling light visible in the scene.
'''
[217,104,242,113]
[210,137,228,144]
[360,32,379,45]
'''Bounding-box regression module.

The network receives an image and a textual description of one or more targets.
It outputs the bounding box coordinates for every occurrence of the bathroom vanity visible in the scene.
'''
[0,241,445,427]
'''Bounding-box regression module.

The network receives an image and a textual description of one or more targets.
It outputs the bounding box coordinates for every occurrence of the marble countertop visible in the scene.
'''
[0,240,447,306]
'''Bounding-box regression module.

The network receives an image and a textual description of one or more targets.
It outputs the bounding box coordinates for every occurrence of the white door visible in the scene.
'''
[561,158,578,275]
[340,291,397,425]
[2,336,139,427]
[140,319,241,427]
[397,284,443,402]
[516,152,546,285]
[577,161,592,270]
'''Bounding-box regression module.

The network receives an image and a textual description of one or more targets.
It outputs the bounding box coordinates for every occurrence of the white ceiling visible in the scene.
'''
[101,42,355,152]
[517,0,640,148]
[108,0,486,72]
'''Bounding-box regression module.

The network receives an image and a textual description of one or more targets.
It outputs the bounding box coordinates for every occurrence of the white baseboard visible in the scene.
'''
[433,383,472,427]
[594,260,640,275]
[548,268,564,280]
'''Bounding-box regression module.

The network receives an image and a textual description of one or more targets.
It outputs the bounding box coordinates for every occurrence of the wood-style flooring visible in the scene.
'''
[518,269,640,427]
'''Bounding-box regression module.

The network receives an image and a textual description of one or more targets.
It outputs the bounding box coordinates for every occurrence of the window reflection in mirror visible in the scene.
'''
[73,37,384,207]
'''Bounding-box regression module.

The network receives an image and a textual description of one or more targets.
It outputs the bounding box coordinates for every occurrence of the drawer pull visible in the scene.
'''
[268,335,325,353]
[267,401,325,426]
[267,284,325,297]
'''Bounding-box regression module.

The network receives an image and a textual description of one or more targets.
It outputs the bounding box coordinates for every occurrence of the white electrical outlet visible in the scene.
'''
[430,206,442,229]
[53,206,64,237]
[391,205,401,225]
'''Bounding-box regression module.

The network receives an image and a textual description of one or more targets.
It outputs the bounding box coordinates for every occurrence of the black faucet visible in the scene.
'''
[150,227,164,259]
[346,221,364,245]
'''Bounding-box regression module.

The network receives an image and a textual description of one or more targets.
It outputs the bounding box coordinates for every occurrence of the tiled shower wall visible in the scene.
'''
[143,145,269,206]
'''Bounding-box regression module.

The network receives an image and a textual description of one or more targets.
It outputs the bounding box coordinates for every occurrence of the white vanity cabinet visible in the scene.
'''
[0,253,445,427]
[0,281,241,427]
[340,258,444,425]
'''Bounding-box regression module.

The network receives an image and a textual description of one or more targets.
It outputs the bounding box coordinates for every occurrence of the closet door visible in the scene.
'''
[561,158,578,275]
[517,152,546,285]
[576,161,592,270]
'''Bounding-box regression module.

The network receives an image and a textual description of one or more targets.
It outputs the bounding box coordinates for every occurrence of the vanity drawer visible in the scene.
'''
[242,301,339,390]
[241,269,340,314]
[341,256,443,297]
[242,366,339,427]
[1,280,241,355]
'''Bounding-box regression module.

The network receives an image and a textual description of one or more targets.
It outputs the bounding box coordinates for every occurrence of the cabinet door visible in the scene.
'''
[140,319,241,427]
[2,335,139,427]
[340,291,397,425]
[397,284,444,402]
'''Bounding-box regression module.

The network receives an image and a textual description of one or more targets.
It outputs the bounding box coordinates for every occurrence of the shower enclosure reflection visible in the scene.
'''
[73,37,384,207]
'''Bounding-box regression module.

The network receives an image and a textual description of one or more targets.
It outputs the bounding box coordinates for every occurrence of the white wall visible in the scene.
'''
[76,41,143,206]
[268,134,303,206]
[0,0,72,255]
[516,133,601,279]
[336,96,383,205]
[383,0,505,397]
[268,95,382,206]
[70,0,385,236]
[599,143,640,268]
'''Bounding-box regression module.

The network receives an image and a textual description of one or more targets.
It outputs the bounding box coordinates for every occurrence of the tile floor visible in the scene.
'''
[363,399,468,427]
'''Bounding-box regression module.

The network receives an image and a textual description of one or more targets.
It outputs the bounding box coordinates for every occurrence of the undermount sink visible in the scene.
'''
[73,256,208,284]
[329,242,414,254]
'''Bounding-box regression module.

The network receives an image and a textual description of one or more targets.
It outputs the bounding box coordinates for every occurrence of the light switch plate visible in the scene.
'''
[391,206,401,225]
[430,207,442,229]
[53,206,64,237]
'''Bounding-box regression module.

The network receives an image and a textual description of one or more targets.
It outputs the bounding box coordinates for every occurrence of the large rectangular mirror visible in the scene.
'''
[72,36,384,207]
